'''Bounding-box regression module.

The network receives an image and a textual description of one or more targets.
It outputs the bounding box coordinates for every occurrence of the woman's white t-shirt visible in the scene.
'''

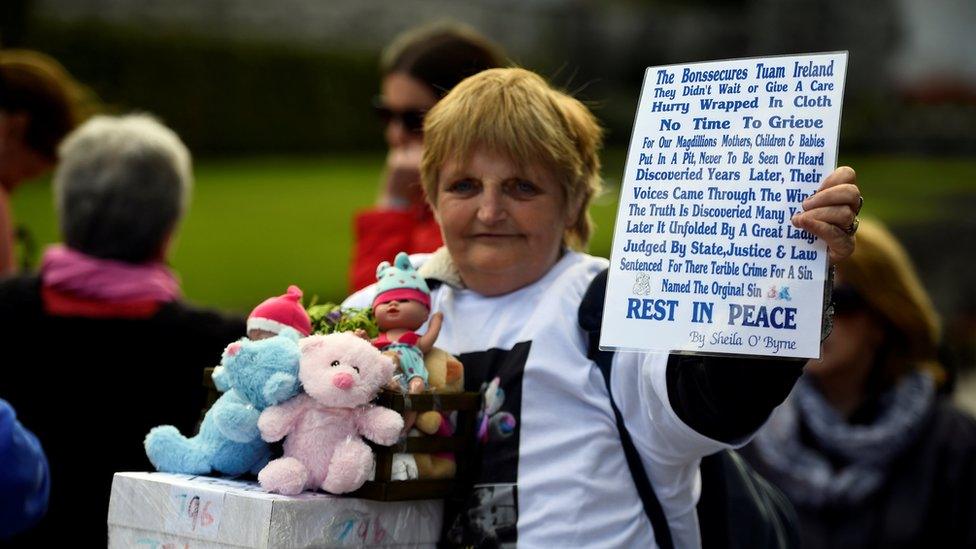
[344,251,734,548]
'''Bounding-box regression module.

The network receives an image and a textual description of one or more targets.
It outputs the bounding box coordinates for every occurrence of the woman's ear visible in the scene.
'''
[564,191,585,231]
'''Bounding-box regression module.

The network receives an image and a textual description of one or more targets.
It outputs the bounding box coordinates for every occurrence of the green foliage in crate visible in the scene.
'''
[308,303,379,338]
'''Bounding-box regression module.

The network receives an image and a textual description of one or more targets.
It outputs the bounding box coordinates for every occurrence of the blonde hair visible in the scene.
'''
[838,218,944,384]
[420,68,603,250]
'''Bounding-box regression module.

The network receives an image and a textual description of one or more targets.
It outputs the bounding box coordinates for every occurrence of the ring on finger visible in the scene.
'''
[854,194,864,215]
[844,216,859,236]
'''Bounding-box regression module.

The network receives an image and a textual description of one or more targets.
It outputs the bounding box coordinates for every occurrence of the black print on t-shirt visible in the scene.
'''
[444,341,530,548]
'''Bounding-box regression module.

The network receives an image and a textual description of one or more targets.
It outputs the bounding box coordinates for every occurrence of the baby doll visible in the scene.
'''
[145,286,311,476]
[372,252,443,395]
[246,285,313,340]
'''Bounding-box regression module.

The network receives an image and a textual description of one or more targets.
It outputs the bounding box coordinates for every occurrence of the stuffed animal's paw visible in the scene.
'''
[360,407,404,446]
[258,457,309,496]
[212,402,261,443]
[322,440,373,494]
[257,406,290,442]
[262,371,300,405]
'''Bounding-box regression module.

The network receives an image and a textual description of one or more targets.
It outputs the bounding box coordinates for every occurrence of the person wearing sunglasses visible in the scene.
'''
[745,218,976,548]
[349,22,507,292]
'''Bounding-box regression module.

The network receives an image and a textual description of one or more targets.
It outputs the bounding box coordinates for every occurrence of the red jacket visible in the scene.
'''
[350,204,442,292]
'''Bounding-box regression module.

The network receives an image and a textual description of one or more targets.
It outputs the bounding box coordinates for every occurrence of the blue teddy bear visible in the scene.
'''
[144,328,303,476]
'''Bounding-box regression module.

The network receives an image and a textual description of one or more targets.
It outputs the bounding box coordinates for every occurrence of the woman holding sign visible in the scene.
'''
[343,67,861,547]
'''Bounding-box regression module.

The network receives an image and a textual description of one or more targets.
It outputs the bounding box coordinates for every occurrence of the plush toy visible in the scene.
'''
[145,328,303,475]
[144,286,311,476]
[257,333,403,495]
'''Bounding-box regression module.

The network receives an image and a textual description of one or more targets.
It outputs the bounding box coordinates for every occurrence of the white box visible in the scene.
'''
[107,472,442,548]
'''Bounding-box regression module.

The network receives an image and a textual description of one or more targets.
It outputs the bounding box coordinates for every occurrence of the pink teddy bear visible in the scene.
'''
[257,332,404,495]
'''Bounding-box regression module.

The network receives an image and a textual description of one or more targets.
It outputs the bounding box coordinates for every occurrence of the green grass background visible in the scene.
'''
[10,153,975,313]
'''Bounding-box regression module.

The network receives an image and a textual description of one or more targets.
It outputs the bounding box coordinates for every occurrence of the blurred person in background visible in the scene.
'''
[0,114,245,543]
[0,399,49,539]
[744,218,976,548]
[349,22,507,291]
[0,49,91,276]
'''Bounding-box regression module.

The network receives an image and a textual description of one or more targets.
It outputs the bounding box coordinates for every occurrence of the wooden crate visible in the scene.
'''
[349,389,480,501]
[201,368,479,501]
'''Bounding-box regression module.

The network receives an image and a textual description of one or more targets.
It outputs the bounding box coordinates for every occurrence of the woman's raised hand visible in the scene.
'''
[791,166,862,265]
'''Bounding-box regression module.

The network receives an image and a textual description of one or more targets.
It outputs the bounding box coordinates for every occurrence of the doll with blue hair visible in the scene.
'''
[372,252,443,395]
[372,252,443,434]
[144,286,312,476]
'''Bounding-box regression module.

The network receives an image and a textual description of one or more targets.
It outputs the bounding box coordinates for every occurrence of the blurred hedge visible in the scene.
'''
[15,19,975,157]
[21,20,385,155]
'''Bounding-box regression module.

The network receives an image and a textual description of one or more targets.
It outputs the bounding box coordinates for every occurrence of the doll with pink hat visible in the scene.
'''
[372,252,443,395]
[246,285,312,340]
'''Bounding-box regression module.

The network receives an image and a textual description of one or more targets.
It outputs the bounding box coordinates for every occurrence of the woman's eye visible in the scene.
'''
[330,360,340,367]
[445,179,477,194]
[510,179,540,198]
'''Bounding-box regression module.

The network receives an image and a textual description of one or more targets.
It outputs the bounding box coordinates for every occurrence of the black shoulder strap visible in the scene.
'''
[579,269,676,549]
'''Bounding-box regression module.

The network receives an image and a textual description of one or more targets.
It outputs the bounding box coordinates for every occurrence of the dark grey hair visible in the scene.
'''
[53,114,192,263]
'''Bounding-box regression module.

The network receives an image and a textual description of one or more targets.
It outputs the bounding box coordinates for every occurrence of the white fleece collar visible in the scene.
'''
[418,246,466,289]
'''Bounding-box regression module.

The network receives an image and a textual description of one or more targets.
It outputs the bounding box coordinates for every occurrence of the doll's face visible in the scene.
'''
[248,328,278,341]
[374,299,429,331]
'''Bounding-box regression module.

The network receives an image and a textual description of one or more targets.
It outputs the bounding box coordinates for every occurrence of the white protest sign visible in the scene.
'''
[601,52,847,359]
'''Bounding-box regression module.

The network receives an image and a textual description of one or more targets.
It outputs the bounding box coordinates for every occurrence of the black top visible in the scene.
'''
[743,398,976,549]
[0,274,245,545]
